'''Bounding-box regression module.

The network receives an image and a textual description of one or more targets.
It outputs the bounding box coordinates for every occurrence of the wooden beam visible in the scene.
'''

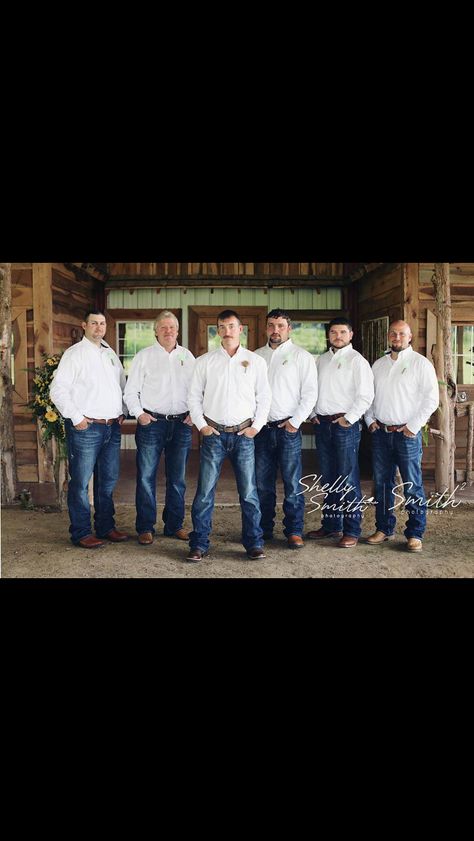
[32,263,54,483]
[0,262,18,502]
[105,275,350,290]
[403,263,420,351]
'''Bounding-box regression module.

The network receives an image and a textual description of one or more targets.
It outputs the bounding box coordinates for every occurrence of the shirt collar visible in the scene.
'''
[389,345,414,363]
[330,342,353,358]
[268,338,293,354]
[219,342,243,358]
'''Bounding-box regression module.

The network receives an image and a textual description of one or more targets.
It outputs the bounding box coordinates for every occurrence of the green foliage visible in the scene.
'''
[27,353,66,453]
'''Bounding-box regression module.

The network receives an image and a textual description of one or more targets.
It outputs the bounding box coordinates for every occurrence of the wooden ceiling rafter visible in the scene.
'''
[64,262,110,283]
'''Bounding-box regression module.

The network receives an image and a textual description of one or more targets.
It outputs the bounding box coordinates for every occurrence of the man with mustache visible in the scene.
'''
[364,320,439,552]
[186,310,271,563]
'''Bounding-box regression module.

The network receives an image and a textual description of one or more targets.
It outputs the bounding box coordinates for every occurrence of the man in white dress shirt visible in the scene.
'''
[307,317,374,548]
[124,311,195,545]
[364,320,439,552]
[186,310,272,562]
[254,309,318,548]
[50,311,128,549]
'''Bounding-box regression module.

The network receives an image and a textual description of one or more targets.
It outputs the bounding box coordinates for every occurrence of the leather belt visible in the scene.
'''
[317,413,345,423]
[143,410,189,421]
[204,416,252,433]
[376,419,406,432]
[86,417,119,425]
[267,417,291,428]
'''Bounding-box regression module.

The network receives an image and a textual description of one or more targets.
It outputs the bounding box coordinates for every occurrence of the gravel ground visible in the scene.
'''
[2,500,473,578]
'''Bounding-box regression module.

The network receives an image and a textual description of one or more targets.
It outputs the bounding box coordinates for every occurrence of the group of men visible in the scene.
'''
[49,306,439,561]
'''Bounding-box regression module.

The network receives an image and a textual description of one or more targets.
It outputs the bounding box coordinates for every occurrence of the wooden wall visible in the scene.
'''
[356,262,474,473]
[11,265,38,484]
[418,263,474,471]
[357,263,404,334]
[11,262,97,500]
[52,264,96,353]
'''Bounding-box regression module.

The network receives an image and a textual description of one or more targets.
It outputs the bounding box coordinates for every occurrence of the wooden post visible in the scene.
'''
[32,263,55,484]
[432,263,456,494]
[403,263,420,351]
[0,262,18,503]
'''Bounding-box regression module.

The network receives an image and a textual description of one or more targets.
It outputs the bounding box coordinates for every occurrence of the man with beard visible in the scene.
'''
[254,309,318,548]
[364,320,439,552]
[307,317,374,548]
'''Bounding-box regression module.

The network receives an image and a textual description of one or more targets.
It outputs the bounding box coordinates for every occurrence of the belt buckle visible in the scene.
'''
[166,414,172,421]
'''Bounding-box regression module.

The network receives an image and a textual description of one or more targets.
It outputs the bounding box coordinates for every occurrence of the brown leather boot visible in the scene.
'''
[287,535,304,549]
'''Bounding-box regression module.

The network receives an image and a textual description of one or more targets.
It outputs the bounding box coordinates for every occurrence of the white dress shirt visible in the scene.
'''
[364,345,439,434]
[50,337,126,426]
[255,339,318,428]
[124,342,195,418]
[188,344,272,432]
[312,343,374,425]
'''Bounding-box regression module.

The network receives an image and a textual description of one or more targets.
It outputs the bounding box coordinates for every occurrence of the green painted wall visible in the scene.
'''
[107,287,342,347]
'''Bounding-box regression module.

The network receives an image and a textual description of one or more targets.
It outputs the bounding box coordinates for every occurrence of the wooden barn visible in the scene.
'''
[3,261,474,505]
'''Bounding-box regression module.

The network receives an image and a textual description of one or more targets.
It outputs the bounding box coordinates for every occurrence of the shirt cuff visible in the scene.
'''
[71,411,85,426]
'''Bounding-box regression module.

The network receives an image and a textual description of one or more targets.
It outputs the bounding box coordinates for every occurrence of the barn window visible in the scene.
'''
[117,321,156,375]
[452,325,474,385]
[291,321,328,357]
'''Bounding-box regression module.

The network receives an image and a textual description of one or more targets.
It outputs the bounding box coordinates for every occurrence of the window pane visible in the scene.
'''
[291,322,328,357]
[117,321,156,375]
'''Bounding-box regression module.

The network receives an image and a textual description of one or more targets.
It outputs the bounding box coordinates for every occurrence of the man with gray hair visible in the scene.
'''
[124,310,195,545]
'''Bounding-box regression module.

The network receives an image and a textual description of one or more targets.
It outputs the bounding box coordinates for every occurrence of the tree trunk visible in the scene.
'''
[0,263,17,504]
[432,263,456,494]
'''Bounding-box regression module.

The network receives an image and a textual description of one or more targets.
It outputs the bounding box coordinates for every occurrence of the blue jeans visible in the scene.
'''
[135,419,193,536]
[254,425,305,537]
[65,419,122,543]
[314,420,363,537]
[190,432,264,553]
[371,428,426,539]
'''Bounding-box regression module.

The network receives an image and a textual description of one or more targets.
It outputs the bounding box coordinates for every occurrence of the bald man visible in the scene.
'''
[364,321,439,552]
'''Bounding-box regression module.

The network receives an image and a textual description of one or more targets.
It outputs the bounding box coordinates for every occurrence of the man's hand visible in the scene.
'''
[310,416,320,425]
[238,426,258,438]
[369,421,380,433]
[138,412,157,426]
[278,420,298,433]
[399,424,416,438]
[201,425,220,436]
[183,414,193,426]
[118,414,125,426]
[333,416,352,428]
[74,417,91,430]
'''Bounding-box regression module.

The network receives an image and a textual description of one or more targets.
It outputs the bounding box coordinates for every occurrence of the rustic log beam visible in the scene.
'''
[64,262,110,283]
[432,263,456,494]
[0,262,18,503]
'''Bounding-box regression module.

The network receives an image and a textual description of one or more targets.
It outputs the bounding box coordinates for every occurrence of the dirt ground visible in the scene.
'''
[1,500,473,578]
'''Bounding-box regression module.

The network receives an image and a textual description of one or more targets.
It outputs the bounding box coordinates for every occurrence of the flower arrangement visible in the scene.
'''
[27,353,66,453]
